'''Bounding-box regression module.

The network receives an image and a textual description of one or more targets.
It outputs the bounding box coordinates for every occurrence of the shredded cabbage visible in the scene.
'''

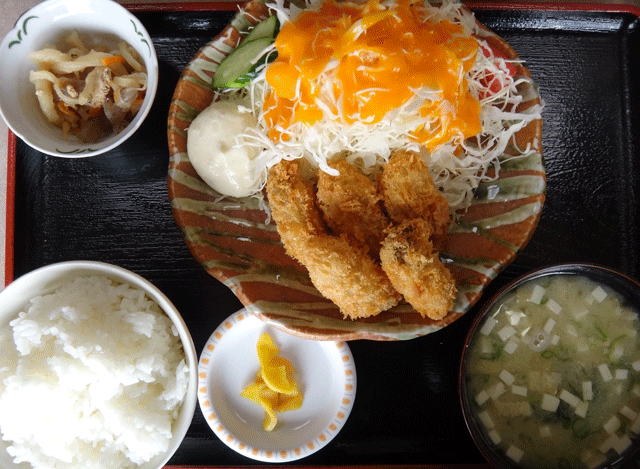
[215,0,544,213]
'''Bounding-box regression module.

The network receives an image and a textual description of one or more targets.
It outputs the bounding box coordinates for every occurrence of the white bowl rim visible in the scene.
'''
[0,260,197,469]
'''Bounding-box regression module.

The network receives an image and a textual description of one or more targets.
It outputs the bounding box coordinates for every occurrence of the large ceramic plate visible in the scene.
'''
[167,0,545,341]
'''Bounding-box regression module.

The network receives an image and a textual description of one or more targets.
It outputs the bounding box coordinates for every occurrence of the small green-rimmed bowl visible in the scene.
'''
[0,0,158,157]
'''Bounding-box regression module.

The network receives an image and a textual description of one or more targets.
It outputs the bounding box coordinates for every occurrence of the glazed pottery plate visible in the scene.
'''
[197,309,356,462]
[167,1,545,341]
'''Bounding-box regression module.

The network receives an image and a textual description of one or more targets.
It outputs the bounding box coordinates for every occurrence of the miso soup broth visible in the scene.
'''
[464,274,640,469]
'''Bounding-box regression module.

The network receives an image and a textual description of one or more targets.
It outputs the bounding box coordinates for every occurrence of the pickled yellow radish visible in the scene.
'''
[256,332,279,367]
[275,392,304,413]
[242,332,303,431]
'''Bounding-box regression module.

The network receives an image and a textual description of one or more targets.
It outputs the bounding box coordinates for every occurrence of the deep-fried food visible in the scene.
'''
[380,218,457,320]
[267,153,458,321]
[265,158,325,260]
[266,159,401,319]
[378,149,457,319]
[316,160,389,257]
[379,150,451,241]
[294,234,402,319]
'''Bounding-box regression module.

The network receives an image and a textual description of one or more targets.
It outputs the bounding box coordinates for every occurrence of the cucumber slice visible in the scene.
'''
[212,36,274,89]
[241,15,279,45]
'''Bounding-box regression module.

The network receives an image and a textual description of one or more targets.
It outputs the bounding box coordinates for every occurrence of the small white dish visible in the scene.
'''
[198,309,357,462]
[0,0,158,157]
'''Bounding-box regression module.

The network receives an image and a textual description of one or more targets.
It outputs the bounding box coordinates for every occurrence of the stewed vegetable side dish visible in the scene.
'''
[464,275,640,469]
[29,30,147,143]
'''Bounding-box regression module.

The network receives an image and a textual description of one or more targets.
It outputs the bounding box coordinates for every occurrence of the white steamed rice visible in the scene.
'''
[0,275,189,469]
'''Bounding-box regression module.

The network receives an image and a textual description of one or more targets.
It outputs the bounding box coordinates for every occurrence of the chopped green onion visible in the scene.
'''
[572,419,591,439]
[489,341,504,361]
[595,324,608,341]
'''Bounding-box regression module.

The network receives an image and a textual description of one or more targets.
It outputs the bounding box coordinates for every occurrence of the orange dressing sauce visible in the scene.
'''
[263,0,482,148]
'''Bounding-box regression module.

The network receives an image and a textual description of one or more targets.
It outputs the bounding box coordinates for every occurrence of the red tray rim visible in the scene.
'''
[3,2,640,467]
[5,0,640,289]
[123,0,640,15]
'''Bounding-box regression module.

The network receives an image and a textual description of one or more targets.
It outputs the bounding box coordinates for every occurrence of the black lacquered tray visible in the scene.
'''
[8,2,640,467]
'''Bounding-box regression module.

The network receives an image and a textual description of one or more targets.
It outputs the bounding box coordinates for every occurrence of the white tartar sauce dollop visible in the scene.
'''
[187,99,260,198]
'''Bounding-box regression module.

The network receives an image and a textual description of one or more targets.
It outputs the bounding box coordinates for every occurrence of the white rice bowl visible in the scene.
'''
[0,262,197,469]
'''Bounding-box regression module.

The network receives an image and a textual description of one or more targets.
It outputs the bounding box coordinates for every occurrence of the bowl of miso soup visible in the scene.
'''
[460,263,640,469]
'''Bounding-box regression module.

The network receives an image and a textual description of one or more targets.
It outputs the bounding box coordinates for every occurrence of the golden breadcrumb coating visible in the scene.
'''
[316,160,389,258]
[266,159,401,319]
[379,150,451,240]
[380,218,457,320]
[265,159,325,258]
